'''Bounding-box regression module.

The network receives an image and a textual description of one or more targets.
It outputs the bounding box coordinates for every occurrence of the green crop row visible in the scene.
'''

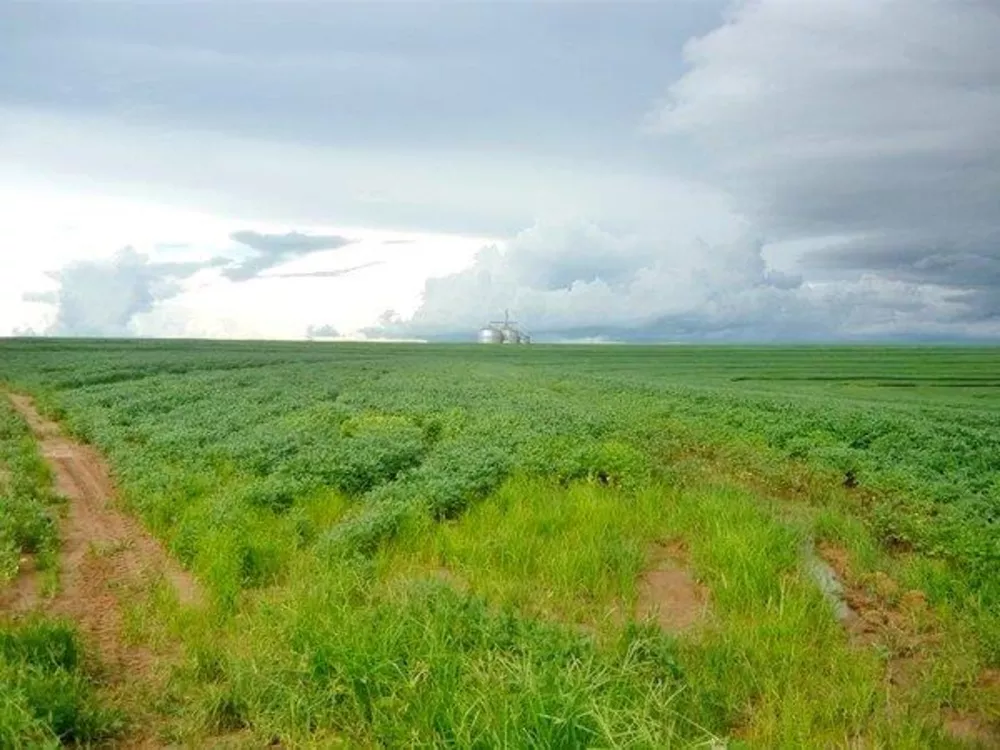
[5,343,996,573]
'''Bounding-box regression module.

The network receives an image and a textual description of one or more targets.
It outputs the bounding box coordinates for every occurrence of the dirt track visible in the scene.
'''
[3,393,200,677]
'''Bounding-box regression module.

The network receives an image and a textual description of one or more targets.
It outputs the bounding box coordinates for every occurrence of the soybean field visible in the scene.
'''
[0,339,998,748]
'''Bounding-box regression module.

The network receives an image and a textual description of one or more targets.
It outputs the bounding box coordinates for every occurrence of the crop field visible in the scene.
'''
[0,339,998,748]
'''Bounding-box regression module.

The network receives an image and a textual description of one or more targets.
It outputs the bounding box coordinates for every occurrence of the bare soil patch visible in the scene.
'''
[816,542,931,652]
[942,711,999,749]
[636,540,708,632]
[3,393,201,676]
[979,669,1000,691]
[0,553,42,613]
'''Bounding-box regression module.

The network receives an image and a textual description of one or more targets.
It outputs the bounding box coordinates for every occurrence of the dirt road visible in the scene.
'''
[3,393,200,677]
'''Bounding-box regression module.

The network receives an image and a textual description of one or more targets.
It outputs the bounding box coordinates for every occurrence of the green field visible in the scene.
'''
[1,340,998,747]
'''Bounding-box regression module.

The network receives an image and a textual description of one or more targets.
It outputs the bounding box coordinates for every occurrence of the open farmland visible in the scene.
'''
[1,340,998,748]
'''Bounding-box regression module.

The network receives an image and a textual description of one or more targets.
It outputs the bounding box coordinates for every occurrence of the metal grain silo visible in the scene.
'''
[479,327,504,344]
[479,310,531,344]
[498,326,517,343]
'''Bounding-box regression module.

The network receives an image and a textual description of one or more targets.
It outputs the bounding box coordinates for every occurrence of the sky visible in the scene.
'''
[2,0,998,342]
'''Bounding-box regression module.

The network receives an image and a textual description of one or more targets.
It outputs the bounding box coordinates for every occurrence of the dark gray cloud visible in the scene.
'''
[0,3,723,163]
[29,247,225,336]
[657,0,1000,328]
[224,230,355,281]
[0,2,734,246]
[802,233,1000,323]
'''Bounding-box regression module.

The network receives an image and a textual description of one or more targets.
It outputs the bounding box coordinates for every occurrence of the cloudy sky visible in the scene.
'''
[2,0,998,341]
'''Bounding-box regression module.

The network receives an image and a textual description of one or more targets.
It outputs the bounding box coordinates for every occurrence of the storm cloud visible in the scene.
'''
[379,222,807,340]
[384,220,992,342]
[0,3,720,159]
[656,0,1000,322]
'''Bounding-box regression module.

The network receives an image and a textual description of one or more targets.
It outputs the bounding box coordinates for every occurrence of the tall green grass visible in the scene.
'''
[0,619,123,748]
[384,476,939,746]
[131,475,953,746]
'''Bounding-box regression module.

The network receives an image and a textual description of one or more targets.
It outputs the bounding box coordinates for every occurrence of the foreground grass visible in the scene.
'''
[0,619,123,748]
[383,476,943,746]
[117,475,970,747]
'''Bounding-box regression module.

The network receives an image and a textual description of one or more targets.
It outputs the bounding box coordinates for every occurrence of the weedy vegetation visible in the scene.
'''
[0,340,998,747]
[0,398,59,587]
